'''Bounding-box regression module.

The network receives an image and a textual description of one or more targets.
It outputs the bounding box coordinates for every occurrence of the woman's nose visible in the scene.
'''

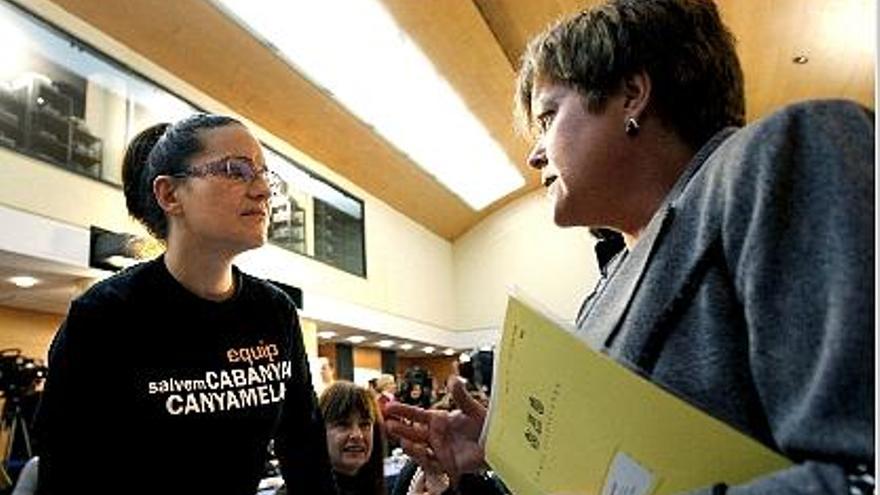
[248,172,272,199]
[527,140,547,170]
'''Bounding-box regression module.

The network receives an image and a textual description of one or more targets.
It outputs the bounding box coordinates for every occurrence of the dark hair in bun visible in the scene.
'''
[121,113,241,239]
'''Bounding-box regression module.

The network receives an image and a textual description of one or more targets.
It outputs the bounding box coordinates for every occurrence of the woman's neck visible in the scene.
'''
[617,124,697,250]
[163,240,236,301]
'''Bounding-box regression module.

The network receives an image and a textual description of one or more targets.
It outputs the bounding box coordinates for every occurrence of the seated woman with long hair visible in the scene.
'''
[319,381,387,495]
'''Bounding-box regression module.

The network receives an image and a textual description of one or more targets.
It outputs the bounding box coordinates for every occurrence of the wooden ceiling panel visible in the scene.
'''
[476,0,875,123]
[46,0,479,239]
[474,0,602,67]
[719,0,875,119]
[41,0,874,241]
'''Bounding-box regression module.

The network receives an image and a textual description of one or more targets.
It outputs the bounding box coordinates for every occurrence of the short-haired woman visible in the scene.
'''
[387,1,874,493]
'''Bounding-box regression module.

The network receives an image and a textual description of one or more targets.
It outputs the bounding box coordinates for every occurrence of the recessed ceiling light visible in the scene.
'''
[377,340,395,348]
[792,54,809,65]
[422,346,435,354]
[8,276,40,288]
[317,331,337,339]
[214,0,525,210]
[442,348,455,356]
[347,335,367,344]
[399,343,414,351]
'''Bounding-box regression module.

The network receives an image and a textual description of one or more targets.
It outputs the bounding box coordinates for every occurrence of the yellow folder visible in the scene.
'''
[482,294,791,495]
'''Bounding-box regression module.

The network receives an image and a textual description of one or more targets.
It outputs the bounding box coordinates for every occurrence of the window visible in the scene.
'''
[267,147,366,277]
[0,1,195,183]
[0,1,366,277]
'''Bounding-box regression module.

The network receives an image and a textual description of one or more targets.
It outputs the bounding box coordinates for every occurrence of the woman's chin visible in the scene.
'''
[336,458,367,476]
[553,209,578,227]
[235,232,267,253]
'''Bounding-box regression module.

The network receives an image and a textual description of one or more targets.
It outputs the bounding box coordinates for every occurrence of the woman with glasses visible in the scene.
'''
[35,114,338,495]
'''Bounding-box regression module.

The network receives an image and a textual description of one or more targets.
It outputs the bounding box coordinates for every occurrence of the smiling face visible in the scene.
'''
[409,383,422,400]
[526,79,634,229]
[169,124,271,254]
[326,413,374,476]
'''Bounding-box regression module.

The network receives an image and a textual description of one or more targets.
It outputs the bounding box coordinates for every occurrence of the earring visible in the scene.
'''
[625,117,640,136]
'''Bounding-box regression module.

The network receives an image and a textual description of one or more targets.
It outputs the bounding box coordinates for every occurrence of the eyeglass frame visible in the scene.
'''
[169,156,282,188]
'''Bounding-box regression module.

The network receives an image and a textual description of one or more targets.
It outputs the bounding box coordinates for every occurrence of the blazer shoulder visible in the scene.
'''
[733,99,872,149]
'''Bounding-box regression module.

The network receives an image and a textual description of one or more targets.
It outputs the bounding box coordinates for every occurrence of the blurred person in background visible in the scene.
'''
[375,374,397,417]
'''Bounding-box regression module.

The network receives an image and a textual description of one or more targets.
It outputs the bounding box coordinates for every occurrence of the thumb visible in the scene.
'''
[448,375,486,420]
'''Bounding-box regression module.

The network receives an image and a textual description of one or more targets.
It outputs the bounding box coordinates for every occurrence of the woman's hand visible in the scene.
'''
[406,466,451,495]
[386,376,487,484]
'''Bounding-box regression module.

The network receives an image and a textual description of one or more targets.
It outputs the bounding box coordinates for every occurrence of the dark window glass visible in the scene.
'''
[266,147,366,277]
[0,1,195,183]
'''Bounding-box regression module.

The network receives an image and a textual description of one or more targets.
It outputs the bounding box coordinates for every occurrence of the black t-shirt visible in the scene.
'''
[35,257,337,495]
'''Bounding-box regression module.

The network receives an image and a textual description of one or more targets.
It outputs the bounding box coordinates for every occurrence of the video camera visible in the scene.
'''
[0,349,47,400]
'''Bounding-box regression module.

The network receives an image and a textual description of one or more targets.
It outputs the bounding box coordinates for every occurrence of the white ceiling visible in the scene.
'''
[0,250,98,314]
[313,319,463,358]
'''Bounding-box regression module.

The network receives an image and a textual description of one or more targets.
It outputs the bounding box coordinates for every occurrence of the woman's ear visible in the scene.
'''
[622,70,652,117]
[153,176,184,216]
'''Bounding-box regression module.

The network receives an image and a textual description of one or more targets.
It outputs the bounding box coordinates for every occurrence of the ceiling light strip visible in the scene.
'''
[212,0,524,210]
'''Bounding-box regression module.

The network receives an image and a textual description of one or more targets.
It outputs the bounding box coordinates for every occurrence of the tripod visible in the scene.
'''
[1,396,34,473]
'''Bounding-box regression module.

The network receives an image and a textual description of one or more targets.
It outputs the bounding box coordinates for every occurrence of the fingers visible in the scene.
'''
[385,402,435,424]
[423,470,451,495]
[449,375,487,421]
[395,419,461,483]
[428,443,460,484]
[386,417,429,443]
[408,467,450,495]
[400,438,443,474]
[408,467,428,495]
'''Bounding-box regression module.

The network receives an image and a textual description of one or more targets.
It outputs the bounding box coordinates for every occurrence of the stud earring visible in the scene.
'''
[625,117,640,136]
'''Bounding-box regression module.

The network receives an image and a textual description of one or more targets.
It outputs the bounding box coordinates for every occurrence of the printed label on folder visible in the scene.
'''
[601,451,655,495]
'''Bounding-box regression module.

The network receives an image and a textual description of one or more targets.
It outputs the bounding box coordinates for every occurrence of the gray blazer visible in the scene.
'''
[577,100,874,494]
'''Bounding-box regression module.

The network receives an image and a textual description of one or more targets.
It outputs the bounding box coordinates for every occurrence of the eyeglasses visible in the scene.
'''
[172,157,281,187]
